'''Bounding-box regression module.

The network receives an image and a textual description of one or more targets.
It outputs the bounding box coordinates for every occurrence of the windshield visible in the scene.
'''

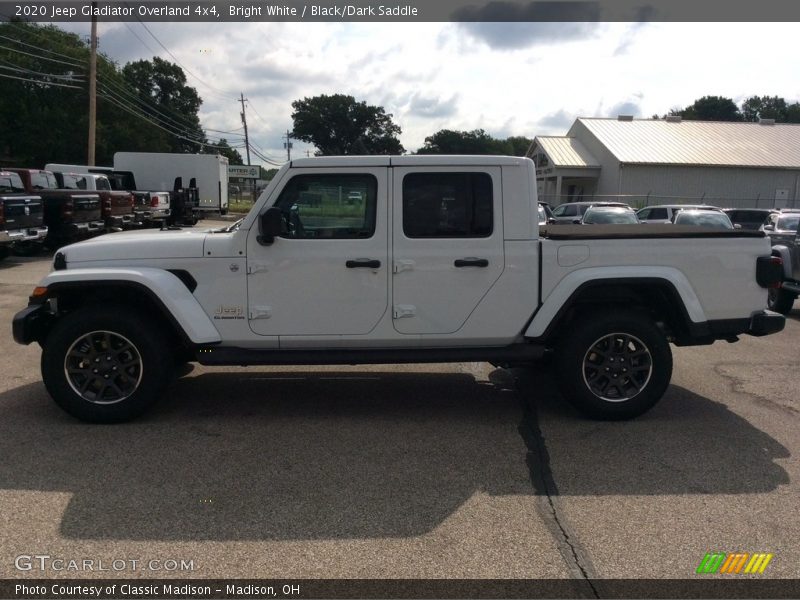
[583,209,638,224]
[776,216,800,232]
[675,211,732,229]
[0,172,25,193]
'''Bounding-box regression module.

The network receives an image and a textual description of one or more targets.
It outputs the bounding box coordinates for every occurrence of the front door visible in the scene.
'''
[391,167,505,335]
[246,168,388,337]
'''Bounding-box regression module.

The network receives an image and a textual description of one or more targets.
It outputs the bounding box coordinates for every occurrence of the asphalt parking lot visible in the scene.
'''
[0,223,798,586]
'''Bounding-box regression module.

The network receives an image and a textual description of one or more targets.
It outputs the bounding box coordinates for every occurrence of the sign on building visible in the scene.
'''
[228,165,260,179]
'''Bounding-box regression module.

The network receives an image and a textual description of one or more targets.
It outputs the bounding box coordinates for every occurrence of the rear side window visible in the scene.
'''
[553,204,577,217]
[402,172,493,238]
[646,208,668,219]
[273,173,377,239]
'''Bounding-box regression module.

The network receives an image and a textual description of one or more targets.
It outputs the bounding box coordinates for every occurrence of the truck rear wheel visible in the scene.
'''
[767,287,796,315]
[41,306,171,423]
[555,310,672,420]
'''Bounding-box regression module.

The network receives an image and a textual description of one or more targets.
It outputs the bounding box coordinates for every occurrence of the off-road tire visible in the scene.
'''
[555,310,672,420]
[767,287,796,315]
[41,306,171,423]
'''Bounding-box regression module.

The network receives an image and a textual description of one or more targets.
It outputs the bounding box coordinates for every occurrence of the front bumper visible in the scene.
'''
[0,226,48,244]
[12,304,50,345]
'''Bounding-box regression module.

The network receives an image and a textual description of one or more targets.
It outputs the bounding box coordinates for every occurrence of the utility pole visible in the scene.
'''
[283,130,292,161]
[87,3,97,165]
[239,92,250,165]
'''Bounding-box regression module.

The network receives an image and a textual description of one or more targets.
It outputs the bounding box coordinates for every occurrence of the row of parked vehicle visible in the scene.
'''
[538,200,800,315]
[538,200,796,230]
[0,165,200,261]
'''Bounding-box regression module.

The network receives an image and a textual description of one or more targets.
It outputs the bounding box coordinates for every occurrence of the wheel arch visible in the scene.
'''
[526,274,705,346]
[33,268,220,347]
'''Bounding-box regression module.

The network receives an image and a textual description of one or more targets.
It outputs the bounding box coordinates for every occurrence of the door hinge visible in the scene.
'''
[249,306,272,319]
[393,259,415,274]
[247,263,269,274]
[393,304,416,319]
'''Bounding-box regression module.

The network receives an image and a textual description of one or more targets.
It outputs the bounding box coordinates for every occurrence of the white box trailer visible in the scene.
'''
[113,152,229,213]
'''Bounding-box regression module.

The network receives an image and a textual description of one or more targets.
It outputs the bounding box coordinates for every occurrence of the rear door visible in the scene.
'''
[391,167,504,335]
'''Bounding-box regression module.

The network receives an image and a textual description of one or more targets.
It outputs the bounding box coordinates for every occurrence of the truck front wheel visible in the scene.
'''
[41,307,171,423]
[555,310,672,420]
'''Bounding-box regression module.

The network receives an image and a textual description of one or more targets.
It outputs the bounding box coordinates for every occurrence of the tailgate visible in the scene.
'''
[106,191,133,216]
[1,196,44,230]
[72,194,101,222]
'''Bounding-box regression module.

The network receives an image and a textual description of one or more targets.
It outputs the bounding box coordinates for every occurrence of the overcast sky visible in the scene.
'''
[58,21,800,167]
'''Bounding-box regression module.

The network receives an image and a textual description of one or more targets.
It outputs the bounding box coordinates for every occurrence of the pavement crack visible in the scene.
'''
[517,384,599,598]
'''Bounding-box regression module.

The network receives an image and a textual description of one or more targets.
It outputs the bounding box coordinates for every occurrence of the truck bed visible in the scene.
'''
[540,224,765,239]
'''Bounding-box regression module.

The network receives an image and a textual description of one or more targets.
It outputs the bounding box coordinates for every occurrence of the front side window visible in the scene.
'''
[273,174,377,239]
[402,172,493,238]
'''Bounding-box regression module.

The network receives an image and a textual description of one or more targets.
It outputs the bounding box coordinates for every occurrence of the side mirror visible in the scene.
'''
[763,224,774,231]
[547,218,556,224]
[733,223,742,229]
[257,207,282,245]
[572,218,582,224]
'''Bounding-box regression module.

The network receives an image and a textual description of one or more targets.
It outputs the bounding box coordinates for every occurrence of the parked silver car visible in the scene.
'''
[636,204,723,224]
[672,209,736,230]
[550,201,630,224]
[581,206,640,224]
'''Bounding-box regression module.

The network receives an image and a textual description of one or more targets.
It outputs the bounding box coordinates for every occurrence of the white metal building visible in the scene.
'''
[528,117,800,208]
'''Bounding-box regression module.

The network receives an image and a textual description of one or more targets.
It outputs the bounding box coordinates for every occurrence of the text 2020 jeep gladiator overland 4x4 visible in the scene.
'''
[12,156,785,423]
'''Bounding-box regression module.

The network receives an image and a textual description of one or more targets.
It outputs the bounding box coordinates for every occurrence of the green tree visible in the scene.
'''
[207,138,243,164]
[416,129,529,155]
[505,135,533,156]
[786,103,800,123]
[121,57,205,153]
[0,21,94,165]
[674,96,742,121]
[742,95,788,121]
[0,21,209,166]
[259,167,279,180]
[290,94,404,155]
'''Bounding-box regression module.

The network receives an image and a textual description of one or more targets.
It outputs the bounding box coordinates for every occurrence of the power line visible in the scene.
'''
[99,84,209,142]
[129,15,239,101]
[0,42,85,68]
[0,70,82,88]
[99,73,246,139]
[98,91,237,150]
[0,32,86,66]
[0,58,84,80]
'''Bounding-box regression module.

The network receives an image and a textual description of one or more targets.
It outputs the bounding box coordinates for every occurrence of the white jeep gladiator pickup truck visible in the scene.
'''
[12,156,785,423]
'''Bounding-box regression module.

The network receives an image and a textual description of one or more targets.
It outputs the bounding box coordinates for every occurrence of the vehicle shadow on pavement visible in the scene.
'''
[0,371,533,541]
[513,364,791,497]
[0,365,790,542]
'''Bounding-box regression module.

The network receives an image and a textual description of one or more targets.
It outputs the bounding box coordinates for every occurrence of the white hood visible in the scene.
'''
[58,228,208,263]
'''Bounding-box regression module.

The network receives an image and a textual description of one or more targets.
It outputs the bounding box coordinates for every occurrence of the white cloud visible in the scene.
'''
[57,21,800,161]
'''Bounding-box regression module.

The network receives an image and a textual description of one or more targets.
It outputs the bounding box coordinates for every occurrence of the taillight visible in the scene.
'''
[0,202,4,226]
[150,194,158,207]
[61,200,74,221]
[129,193,134,208]
[102,199,111,217]
[757,255,784,289]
